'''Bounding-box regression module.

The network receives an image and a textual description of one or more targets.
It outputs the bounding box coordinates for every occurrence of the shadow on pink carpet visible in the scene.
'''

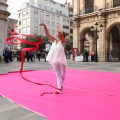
[0,69,120,120]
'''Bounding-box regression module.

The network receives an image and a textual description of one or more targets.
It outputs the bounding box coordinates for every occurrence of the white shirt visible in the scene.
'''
[46,40,67,66]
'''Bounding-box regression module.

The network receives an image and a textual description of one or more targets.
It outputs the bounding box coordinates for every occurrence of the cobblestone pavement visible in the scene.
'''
[0,59,120,120]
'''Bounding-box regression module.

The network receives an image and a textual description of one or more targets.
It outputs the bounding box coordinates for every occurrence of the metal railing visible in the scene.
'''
[79,6,98,15]
[106,2,120,9]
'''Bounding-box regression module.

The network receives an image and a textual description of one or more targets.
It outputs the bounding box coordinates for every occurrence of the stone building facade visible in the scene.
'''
[18,0,70,38]
[7,18,18,50]
[0,0,10,57]
[73,0,120,61]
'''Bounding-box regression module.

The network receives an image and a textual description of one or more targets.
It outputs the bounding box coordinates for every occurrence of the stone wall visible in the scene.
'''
[73,0,120,61]
[0,1,10,58]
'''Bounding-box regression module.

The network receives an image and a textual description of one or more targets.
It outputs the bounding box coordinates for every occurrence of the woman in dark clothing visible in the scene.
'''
[4,48,9,63]
[37,50,41,61]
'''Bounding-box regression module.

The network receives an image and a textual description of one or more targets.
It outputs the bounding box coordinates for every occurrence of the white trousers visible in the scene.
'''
[53,63,66,89]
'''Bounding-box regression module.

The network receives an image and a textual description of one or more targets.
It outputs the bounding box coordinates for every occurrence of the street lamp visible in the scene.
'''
[90,22,103,62]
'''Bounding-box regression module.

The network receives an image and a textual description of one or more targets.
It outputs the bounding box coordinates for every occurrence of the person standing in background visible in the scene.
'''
[37,50,41,62]
[109,50,112,62]
[90,50,95,62]
[84,50,88,62]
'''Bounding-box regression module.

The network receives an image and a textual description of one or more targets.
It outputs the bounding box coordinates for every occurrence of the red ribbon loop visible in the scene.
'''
[6,30,59,94]
[6,30,43,73]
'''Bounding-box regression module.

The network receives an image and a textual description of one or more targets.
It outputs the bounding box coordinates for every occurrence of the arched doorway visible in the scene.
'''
[107,24,120,61]
[80,28,94,55]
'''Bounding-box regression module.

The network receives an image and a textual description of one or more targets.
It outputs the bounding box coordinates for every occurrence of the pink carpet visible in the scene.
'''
[0,69,120,120]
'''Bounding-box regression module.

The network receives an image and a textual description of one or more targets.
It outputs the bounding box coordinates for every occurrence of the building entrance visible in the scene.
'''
[107,24,120,61]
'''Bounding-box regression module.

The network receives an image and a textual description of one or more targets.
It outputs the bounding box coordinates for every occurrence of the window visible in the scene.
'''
[67,19,69,23]
[19,29,21,34]
[85,0,94,14]
[63,18,66,22]
[70,22,73,26]
[19,21,21,26]
[34,26,38,33]
[113,0,120,7]
[34,10,38,14]
[63,25,69,29]
[51,30,55,35]
[34,18,38,23]
[39,4,41,8]
[56,23,60,27]
[46,21,50,25]
[46,13,50,16]
[19,13,21,18]
[22,19,26,24]
[66,33,69,36]
[26,18,30,23]
[56,9,59,14]
[40,19,44,23]
[69,7,73,12]
[70,29,73,33]
[56,16,60,20]
[52,14,55,19]
[44,6,47,9]
[26,9,30,15]
[40,27,44,33]
[26,26,30,32]
[52,22,55,26]
[40,11,44,16]
[63,12,66,16]
[22,27,26,33]
[46,13,50,20]
[22,11,26,16]
[51,8,53,12]
[69,14,73,17]
[34,26,38,31]
[60,11,62,15]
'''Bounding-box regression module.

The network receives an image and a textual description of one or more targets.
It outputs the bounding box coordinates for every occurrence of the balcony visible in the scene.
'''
[106,2,120,9]
[79,6,98,16]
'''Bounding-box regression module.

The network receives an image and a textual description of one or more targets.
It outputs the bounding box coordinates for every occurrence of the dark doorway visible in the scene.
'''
[109,26,120,61]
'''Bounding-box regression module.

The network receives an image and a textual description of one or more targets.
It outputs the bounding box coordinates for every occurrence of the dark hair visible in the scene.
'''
[63,32,66,38]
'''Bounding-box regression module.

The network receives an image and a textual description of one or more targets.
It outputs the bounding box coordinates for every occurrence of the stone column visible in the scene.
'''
[73,22,80,51]
[73,0,80,15]
[97,20,107,61]
[0,1,10,57]
[73,0,81,54]
[89,41,94,52]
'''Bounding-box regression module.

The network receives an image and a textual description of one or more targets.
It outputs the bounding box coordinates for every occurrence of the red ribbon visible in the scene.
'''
[6,30,43,73]
[6,30,60,96]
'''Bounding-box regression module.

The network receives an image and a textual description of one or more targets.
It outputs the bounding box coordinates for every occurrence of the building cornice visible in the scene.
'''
[0,10,10,17]
[18,5,70,18]
[0,17,7,21]
[73,12,98,20]
[0,2,8,7]
[73,7,120,20]
[105,7,120,13]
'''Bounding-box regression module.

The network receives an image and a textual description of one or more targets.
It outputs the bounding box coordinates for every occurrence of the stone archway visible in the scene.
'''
[79,27,94,55]
[106,22,120,61]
